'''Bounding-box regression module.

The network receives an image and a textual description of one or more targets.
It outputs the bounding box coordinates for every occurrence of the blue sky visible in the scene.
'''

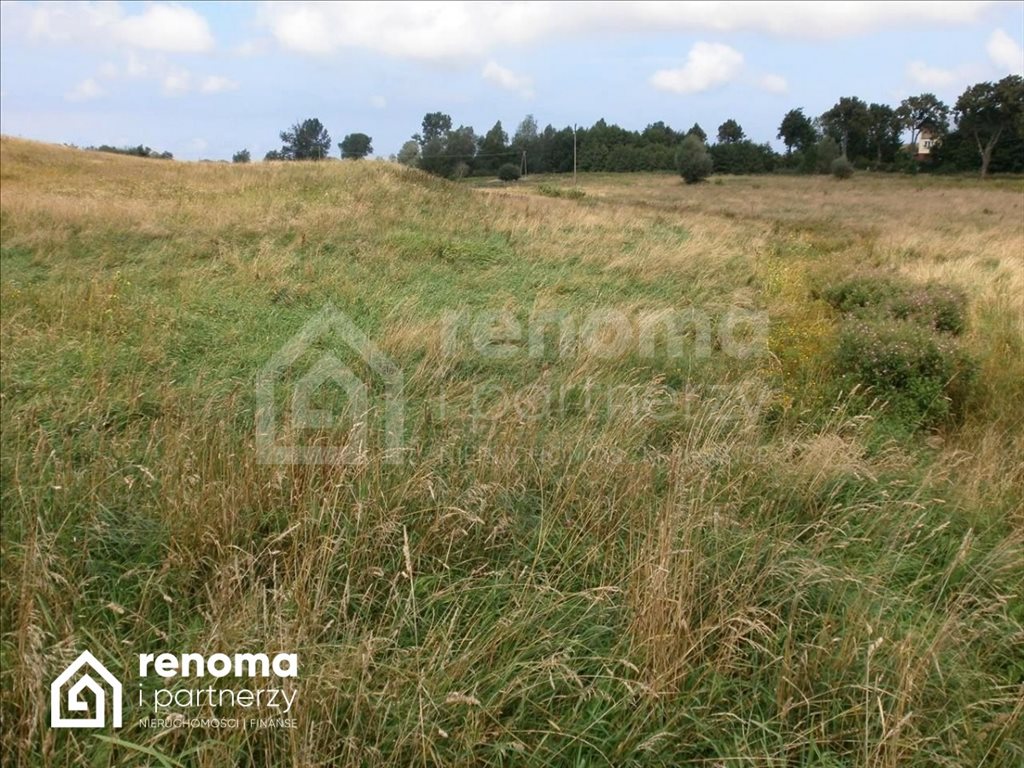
[1,1,1022,160]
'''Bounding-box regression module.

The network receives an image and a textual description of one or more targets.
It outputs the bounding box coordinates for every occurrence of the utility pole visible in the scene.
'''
[572,124,577,187]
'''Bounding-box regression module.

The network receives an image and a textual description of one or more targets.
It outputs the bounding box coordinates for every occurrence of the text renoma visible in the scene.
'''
[138,652,298,717]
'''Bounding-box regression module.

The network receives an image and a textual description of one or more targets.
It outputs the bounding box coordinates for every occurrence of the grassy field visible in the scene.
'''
[1,136,1022,766]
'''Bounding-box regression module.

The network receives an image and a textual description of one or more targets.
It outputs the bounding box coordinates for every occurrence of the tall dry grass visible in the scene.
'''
[2,138,1022,766]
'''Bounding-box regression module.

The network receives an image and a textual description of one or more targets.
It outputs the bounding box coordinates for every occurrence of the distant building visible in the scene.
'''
[915,128,940,161]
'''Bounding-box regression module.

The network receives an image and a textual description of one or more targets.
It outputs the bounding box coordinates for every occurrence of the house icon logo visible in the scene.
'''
[50,651,123,729]
[255,303,405,465]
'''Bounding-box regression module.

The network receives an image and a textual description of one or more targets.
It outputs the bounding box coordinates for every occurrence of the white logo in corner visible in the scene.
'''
[51,651,123,729]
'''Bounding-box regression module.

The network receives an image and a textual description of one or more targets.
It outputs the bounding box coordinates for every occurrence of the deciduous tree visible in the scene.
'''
[396,140,420,167]
[820,97,869,159]
[279,118,331,160]
[896,93,950,147]
[954,75,1024,178]
[676,133,713,183]
[778,108,817,154]
[866,103,902,165]
[716,119,745,144]
[339,133,373,159]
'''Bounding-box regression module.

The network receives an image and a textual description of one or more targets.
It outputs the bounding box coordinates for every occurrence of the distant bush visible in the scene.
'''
[676,134,713,184]
[710,140,777,174]
[821,276,968,335]
[821,276,901,314]
[835,319,977,428]
[893,147,920,175]
[497,163,521,181]
[232,149,251,164]
[813,137,840,174]
[831,156,854,179]
[536,183,585,199]
[89,144,172,160]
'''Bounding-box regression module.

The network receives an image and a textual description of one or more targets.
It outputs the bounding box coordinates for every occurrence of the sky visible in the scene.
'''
[1,1,1022,161]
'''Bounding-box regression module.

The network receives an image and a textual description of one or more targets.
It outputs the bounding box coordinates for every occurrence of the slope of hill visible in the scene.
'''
[2,137,1022,766]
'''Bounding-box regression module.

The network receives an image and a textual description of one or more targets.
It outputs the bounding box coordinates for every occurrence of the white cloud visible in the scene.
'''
[199,75,239,94]
[987,28,1024,74]
[757,73,789,94]
[65,77,104,102]
[482,60,534,98]
[125,52,152,78]
[12,1,215,53]
[88,54,235,97]
[114,3,214,52]
[162,69,191,96]
[651,42,744,94]
[233,39,270,57]
[254,1,993,61]
[906,60,959,89]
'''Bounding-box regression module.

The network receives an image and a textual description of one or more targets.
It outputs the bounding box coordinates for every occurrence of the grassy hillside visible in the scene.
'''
[1,136,1022,766]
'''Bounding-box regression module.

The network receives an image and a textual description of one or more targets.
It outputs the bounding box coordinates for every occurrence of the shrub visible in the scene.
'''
[821,276,968,335]
[676,134,713,184]
[497,163,521,181]
[232,149,251,164]
[821,276,903,314]
[889,284,969,335]
[814,137,840,174]
[835,320,977,428]
[831,156,854,179]
[893,147,920,175]
[536,183,585,200]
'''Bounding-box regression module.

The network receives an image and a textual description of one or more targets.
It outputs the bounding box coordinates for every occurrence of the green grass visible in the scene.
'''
[1,137,1022,767]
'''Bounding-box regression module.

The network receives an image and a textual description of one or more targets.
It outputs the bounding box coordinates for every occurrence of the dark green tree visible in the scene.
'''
[497,163,520,181]
[820,97,870,158]
[279,118,331,160]
[777,108,817,154]
[396,140,420,167]
[866,103,903,165]
[232,149,250,164]
[710,141,777,174]
[954,75,1024,177]
[446,125,478,173]
[687,123,707,142]
[676,133,713,183]
[641,121,678,145]
[813,136,841,174]
[511,115,539,173]
[476,120,510,174]
[418,112,453,145]
[339,133,373,159]
[896,93,950,147]
[716,119,745,144]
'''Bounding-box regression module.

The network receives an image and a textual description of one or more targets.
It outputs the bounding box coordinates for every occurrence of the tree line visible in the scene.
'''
[244,75,1021,179]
